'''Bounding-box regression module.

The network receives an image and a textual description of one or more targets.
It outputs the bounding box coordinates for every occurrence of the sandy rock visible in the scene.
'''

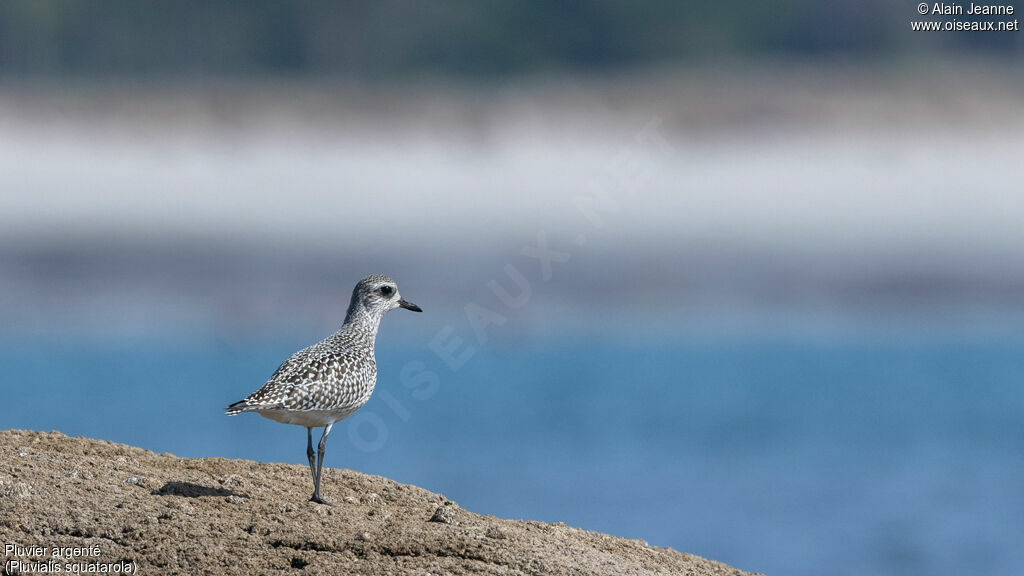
[8,481,32,498]
[430,501,459,524]
[0,430,760,576]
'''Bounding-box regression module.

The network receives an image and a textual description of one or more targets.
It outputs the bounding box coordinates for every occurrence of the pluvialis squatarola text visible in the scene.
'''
[225,274,421,504]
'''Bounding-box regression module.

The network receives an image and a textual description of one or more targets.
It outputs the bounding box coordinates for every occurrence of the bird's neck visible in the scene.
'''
[340,307,383,339]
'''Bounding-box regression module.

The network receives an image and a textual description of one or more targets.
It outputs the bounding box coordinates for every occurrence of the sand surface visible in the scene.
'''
[0,430,757,575]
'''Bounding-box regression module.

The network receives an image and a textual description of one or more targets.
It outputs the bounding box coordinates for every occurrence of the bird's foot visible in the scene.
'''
[309,494,333,506]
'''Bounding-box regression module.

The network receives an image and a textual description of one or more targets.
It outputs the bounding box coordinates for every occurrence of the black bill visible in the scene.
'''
[398,298,422,312]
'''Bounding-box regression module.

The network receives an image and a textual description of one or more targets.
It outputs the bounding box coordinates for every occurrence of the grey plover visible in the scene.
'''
[225,274,421,504]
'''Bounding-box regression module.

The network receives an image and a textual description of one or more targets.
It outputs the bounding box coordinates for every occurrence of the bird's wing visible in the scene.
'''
[241,349,311,409]
[245,348,373,411]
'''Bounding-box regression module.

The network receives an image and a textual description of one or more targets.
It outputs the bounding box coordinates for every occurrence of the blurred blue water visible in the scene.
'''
[2,332,1023,576]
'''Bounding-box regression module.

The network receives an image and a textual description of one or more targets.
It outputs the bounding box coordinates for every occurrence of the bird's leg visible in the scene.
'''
[306,427,316,488]
[310,422,334,505]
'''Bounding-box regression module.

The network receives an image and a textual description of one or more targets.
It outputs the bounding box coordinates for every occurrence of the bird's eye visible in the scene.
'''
[380,285,394,296]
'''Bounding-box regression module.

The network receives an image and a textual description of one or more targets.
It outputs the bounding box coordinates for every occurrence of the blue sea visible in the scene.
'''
[3,332,1023,576]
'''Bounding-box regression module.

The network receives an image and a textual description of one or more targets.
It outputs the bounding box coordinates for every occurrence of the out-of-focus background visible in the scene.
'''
[2,2,1023,575]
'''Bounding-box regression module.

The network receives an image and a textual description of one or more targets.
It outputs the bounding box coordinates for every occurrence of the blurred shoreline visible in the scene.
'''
[3,59,1023,127]
[3,61,1024,339]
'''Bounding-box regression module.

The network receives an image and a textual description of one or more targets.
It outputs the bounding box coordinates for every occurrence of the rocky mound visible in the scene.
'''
[0,430,757,575]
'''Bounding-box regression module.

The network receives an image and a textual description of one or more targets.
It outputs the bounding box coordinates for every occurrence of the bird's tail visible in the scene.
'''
[224,400,256,416]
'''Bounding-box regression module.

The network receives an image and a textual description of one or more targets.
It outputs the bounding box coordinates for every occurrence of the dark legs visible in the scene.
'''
[309,423,333,505]
[306,427,317,488]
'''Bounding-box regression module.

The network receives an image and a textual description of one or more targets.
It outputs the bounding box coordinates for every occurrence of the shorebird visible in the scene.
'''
[225,274,421,504]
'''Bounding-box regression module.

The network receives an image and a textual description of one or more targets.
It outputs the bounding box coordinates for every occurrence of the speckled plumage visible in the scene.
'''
[227,328,379,426]
[225,274,421,504]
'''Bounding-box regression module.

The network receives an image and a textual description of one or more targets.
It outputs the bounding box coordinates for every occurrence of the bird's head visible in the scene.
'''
[346,274,422,325]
